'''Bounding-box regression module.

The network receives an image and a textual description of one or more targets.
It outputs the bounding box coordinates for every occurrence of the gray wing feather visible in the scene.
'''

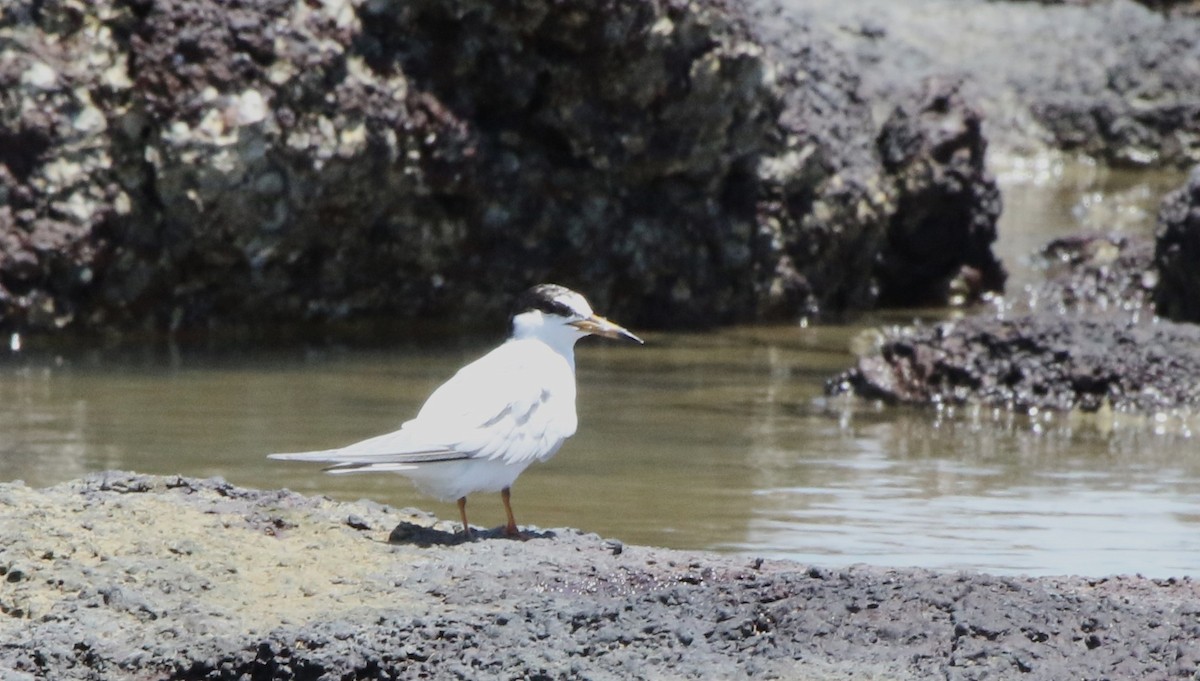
[267,340,575,472]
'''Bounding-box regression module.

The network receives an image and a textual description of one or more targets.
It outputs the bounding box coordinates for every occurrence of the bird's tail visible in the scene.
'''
[324,462,420,475]
[267,450,343,463]
[268,450,420,475]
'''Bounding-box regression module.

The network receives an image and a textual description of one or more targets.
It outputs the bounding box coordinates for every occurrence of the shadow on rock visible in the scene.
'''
[386,521,555,547]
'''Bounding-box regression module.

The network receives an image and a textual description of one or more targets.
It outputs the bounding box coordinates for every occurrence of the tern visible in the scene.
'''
[269,284,643,537]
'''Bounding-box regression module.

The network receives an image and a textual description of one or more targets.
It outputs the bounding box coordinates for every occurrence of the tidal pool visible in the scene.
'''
[2,319,1198,577]
[1,160,1196,577]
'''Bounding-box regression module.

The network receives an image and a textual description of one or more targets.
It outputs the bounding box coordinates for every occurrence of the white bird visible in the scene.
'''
[269,284,643,537]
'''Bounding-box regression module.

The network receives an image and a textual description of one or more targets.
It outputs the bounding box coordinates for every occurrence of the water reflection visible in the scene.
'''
[0,363,94,484]
[989,156,1183,295]
[735,378,1200,576]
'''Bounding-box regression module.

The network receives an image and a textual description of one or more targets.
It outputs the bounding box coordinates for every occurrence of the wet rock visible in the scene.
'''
[1015,0,1199,12]
[875,80,1006,306]
[1028,232,1157,319]
[828,314,1200,413]
[1030,9,1200,167]
[1153,165,1200,322]
[108,0,475,332]
[832,212,1180,416]
[2,473,1199,679]
[361,0,782,328]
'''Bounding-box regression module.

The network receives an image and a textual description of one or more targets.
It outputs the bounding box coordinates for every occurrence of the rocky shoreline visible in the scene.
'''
[828,312,1200,413]
[2,473,1198,680]
[830,160,1200,414]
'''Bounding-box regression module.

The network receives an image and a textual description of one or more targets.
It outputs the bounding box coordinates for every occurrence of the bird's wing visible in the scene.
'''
[268,341,577,470]
[408,340,578,465]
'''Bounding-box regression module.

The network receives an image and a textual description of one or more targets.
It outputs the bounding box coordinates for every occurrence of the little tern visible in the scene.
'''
[269,284,643,537]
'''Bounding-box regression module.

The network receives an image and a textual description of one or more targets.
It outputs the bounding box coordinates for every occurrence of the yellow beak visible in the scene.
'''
[570,315,644,344]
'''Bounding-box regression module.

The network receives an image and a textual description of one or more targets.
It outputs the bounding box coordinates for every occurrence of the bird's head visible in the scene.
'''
[510,284,643,345]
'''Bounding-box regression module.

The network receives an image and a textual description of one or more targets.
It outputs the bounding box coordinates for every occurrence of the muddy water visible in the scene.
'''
[1,160,1197,577]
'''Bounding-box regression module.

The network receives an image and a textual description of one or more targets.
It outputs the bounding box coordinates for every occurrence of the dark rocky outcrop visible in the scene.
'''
[743,4,894,319]
[824,208,1200,414]
[1029,232,1157,318]
[828,314,1200,413]
[1029,12,1200,167]
[1012,0,1200,16]
[1154,165,1200,323]
[874,80,1005,307]
[3,473,1198,680]
[6,0,1199,339]
[798,0,1200,167]
[828,152,1200,416]
[0,0,1008,337]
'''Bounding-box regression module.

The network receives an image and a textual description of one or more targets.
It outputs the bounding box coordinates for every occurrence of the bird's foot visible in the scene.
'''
[502,524,531,540]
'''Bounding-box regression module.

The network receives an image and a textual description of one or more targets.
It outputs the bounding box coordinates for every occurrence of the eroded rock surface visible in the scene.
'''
[2,473,1198,680]
[828,314,1200,413]
[1154,165,1200,323]
[794,0,1200,167]
[829,164,1200,416]
[0,0,1003,337]
[7,0,1197,339]
[1029,232,1157,318]
[875,81,1006,307]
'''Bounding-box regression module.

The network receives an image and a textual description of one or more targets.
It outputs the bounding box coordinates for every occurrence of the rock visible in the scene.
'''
[1030,8,1200,167]
[344,514,371,531]
[828,160,1181,416]
[360,0,784,328]
[1015,0,1198,13]
[14,0,1195,338]
[794,0,1200,167]
[1026,232,1157,319]
[0,0,1001,339]
[2,473,1199,679]
[1153,165,1200,322]
[743,3,893,319]
[827,313,1200,413]
[0,1,130,333]
[874,80,1006,306]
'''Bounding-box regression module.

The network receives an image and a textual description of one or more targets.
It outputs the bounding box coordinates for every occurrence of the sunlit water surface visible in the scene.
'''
[1,161,1197,578]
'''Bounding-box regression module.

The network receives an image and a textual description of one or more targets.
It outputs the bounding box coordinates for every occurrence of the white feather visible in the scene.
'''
[269,308,586,499]
[269,285,640,517]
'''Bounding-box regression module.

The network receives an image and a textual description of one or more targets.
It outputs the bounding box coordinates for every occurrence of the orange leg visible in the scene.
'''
[501,487,519,536]
[457,496,471,538]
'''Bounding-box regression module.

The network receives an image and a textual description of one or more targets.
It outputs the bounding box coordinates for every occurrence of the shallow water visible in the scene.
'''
[2,160,1197,578]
